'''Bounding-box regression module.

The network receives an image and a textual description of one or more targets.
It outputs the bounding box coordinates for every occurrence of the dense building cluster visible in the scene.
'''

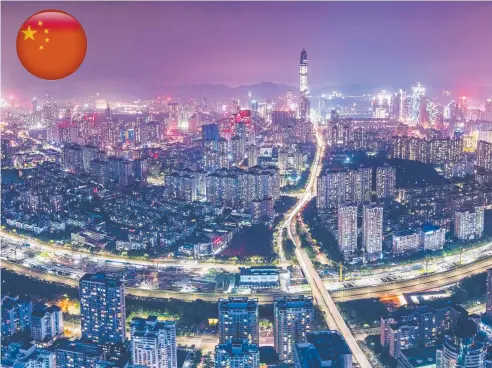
[380,290,492,368]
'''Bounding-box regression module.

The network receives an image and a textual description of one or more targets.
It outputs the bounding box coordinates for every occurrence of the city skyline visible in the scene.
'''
[2,2,492,99]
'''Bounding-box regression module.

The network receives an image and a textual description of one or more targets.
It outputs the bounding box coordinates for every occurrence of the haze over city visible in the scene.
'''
[2,2,492,368]
[2,1,492,99]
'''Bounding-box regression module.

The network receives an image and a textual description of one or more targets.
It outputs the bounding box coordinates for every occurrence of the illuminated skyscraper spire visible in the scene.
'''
[300,49,308,94]
[299,49,310,121]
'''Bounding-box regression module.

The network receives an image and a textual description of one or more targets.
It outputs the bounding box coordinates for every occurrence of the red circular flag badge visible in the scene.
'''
[16,10,87,80]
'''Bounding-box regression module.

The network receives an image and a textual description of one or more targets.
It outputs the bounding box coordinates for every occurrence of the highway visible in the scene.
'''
[284,122,373,368]
[330,254,492,302]
[0,231,244,272]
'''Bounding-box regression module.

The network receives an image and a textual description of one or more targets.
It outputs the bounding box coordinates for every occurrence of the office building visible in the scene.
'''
[274,296,314,362]
[363,204,383,258]
[130,316,177,368]
[215,338,260,368]
[218,297,259,344]
[436,319,487,368]
[337,204,358,257]
[299,49,310,121]
[293,330,353,368]
[79,273,126,346]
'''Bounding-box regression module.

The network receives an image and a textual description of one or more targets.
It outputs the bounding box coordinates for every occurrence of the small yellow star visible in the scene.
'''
[45,38,50,43]
[44,29,49,34]
[37,21,43,26]
[39,45,44,50]
[21,25,37,40]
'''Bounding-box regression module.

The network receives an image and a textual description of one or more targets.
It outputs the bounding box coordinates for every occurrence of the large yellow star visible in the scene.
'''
[21,25,37,40]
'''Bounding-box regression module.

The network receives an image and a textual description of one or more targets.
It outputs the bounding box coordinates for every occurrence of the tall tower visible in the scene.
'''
[299,49,309,121]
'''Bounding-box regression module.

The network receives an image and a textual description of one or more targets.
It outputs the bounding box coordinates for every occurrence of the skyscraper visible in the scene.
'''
[130,316,177,368]
[337,204,358,257]
[79,273,126,347]
[362,204,383,258]
[215,338,260,368]
[274,296,314,362]
[299,49,309,121]
[218,297,259,345]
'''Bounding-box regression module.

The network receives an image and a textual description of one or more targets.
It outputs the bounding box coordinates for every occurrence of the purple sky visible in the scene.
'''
[2,1,492,99]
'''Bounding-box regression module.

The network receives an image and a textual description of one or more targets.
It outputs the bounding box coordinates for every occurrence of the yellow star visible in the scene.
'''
[45,38,50,43]
[21,25,37,41]
[39,45,44,50]
[44,29,49,34]
[37,21,43,26]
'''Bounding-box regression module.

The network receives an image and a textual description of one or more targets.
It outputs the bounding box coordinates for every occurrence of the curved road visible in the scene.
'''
[330,254,492,302]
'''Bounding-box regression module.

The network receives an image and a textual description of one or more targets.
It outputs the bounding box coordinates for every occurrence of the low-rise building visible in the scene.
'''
[294,330,353,368]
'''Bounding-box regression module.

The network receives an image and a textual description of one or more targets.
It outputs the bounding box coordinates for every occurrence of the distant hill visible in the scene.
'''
[160,82,295,100]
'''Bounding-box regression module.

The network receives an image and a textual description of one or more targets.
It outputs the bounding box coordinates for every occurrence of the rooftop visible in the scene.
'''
[305,330,351,362]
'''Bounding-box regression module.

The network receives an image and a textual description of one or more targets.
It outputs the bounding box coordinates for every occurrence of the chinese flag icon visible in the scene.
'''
[16,10,87,80]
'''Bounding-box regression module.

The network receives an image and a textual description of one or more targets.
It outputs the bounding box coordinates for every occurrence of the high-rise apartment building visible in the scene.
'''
[62,143,84,173]
[218,297,259,345]
[79,273,126,346]
[55,340,105,368]
[317,168,372,210]
[31,305,64,344]
[476,140,492,171]
[454,206,485,241]
[1,295,32,338]
[337,204,358,257]
[362,204,383,258]
[376,164,396,199]
[215,338,260,368]
[274,296,314,362]
[130,316,177,368]
[486,268,492,320]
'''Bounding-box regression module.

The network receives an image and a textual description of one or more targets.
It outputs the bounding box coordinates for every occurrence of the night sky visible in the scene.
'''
[2,1,492,99]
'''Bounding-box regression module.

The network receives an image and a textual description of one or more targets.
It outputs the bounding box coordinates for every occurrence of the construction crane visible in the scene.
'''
[338,262,347,282]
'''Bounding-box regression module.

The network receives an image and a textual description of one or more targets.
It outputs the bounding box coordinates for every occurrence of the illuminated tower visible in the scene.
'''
[299,49,309,121]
